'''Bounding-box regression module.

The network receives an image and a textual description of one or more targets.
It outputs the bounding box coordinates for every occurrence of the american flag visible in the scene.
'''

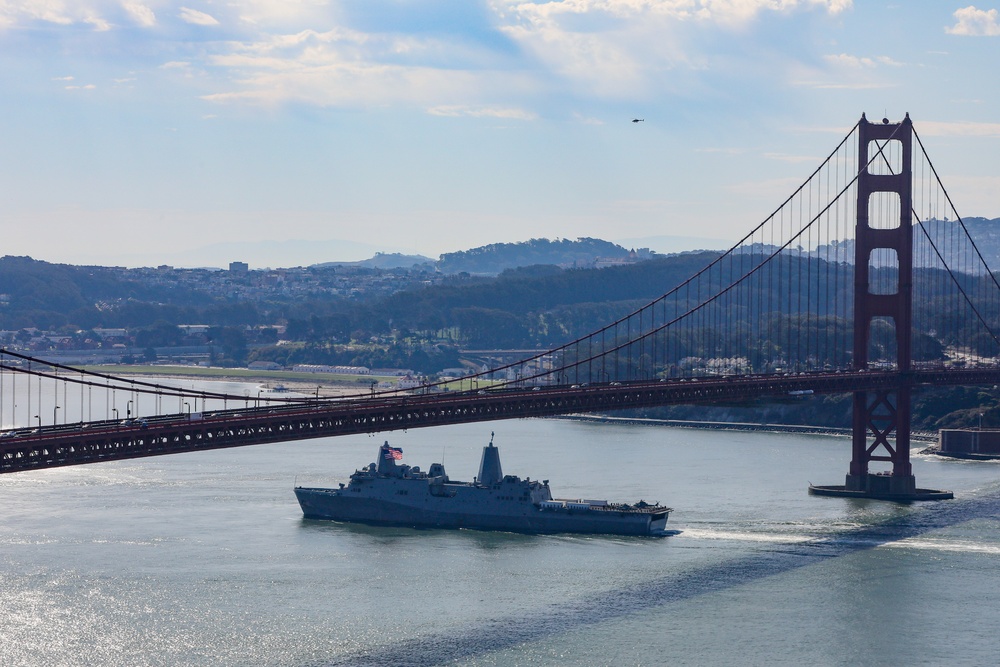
[383,446,403,461]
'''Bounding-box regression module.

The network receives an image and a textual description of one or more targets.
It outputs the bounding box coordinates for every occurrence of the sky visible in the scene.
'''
[1,1,999,269]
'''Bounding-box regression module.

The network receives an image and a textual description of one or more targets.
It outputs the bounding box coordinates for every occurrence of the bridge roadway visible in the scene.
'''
[3,368,1000,474]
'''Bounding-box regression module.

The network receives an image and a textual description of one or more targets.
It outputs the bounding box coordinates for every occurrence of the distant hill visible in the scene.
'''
[856,217,1000,267]
[737,217,1000,268]
[313,252,434,270]
[436,237,655,275]
[311,237,659,275]
[944,217,1000,262]
[375,251,725,347]
[613,234,730,255]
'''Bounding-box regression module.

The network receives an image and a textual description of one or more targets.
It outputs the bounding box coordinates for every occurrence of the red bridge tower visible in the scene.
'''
[811,114,952,501]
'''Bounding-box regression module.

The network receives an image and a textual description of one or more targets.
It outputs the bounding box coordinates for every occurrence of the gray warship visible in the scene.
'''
[294,435,671,536]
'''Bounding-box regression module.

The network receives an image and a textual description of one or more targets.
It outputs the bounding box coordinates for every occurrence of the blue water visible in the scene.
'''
[2,391,999,666]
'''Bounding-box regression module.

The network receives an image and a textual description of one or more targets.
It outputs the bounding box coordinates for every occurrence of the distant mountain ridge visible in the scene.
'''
[437,237,656,275]
[312,237,658,275]
[308,219,1000,276]
[806,217,1000,267]
[307,237,658,275]
[313,252,434,270]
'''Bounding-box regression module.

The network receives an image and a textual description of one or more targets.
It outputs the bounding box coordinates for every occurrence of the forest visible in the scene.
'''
[2,249,999,363]
[4,227,1000,429]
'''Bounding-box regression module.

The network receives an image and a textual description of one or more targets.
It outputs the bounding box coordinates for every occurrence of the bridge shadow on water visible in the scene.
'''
[312,489,1000,667]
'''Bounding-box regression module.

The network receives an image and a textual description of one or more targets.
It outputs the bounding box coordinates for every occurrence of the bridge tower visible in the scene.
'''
[812,114,952,501]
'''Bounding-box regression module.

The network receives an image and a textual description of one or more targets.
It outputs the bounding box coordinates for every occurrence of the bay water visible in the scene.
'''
[2,380,999,666]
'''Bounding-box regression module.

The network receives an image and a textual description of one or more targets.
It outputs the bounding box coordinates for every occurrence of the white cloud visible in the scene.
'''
[495,6,692,98]
[197,27,544,110]
[572,112,605,125]
[229,27,371,55]
[426,105,536,120]
[792,50,902,90]
[1,1,859,114]
[916,120,1000,137]
[0,2,74,26]
[178,6,219,26]
[201,59,522,110]
[825,53,877,68]
[877,55,902,66]
[823,53,901,68]
[698,0,852,25]
[491,0,855,98]
[946,6,1000,36]
[233,0,332,26]
[806,81,895,90]
[491,0,852,25]
[0,2,122,30]
[160,60,200,79]
[84,13,111,31]
[123,2,156,27]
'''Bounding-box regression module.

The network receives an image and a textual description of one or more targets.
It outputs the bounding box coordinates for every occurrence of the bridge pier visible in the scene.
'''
[811,113,952,502]
[810,386,950,501]
[845,386,916,496]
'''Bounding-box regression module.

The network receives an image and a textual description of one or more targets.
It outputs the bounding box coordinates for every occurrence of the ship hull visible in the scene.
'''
[295,487,668,536]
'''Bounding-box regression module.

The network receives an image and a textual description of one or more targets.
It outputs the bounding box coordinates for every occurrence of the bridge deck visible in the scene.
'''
[4,368,999,474]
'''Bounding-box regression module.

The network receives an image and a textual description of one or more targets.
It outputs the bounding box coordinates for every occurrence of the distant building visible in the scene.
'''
[229,261,249,274]
[93,328,128,341]
[939,429,1000,456]
[397,374,423,390]
[593,248,655,269]
[292,364,371,375]
[178,324,211,344]
[248,361,283,371]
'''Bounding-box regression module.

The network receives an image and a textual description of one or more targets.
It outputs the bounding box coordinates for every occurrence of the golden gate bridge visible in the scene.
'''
[4,114,1000,501]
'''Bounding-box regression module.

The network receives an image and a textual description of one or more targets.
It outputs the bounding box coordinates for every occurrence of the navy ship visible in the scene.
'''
[294,435,671,536]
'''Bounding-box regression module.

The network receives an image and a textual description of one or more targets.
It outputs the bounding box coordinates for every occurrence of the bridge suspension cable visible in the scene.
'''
[2,115,1000,436]
[432,119,868,391]
[910,127,1000,353]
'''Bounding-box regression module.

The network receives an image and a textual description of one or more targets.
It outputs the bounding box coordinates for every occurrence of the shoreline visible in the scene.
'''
[559,414,939,443]
[85,365,940,442]
[79,365,380,397]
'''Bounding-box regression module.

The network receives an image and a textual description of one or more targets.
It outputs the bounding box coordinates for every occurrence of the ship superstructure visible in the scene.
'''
[295,435,671,536]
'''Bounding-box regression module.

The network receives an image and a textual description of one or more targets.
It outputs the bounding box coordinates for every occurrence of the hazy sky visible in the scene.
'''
[1,1,999,268]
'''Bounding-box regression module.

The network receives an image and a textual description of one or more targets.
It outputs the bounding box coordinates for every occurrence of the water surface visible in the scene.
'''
[2,406,998,666]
